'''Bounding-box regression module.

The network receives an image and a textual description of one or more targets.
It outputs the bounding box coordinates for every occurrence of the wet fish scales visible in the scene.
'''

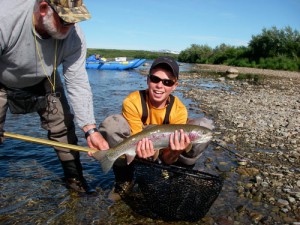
[93,124,212,173]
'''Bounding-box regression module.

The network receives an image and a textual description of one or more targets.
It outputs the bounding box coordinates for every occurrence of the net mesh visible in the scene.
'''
[123,159,223,222]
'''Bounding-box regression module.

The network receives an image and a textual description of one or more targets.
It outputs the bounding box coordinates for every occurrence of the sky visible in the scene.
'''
[80,0,300,52]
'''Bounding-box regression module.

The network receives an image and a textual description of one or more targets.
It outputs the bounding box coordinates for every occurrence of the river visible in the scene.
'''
[0,62,262,224]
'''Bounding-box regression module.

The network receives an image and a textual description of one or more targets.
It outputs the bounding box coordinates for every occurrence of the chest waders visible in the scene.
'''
[110,90,175,200]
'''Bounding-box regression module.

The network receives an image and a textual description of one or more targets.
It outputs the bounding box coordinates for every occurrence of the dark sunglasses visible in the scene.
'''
[148,74,176,87]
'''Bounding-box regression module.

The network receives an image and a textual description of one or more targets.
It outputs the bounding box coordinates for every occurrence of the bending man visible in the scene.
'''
[0,0,109,193]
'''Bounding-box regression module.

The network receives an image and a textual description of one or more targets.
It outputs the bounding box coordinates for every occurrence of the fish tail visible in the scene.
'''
[93,150,115,174]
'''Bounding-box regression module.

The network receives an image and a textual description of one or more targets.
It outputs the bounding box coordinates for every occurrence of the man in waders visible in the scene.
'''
[0,0,109,194]
[99,56,214,200]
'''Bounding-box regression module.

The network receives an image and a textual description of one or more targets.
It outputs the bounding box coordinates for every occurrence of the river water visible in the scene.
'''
[0,62,265,224]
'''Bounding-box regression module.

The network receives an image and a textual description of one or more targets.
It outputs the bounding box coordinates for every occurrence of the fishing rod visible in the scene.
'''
[211,140,252,165]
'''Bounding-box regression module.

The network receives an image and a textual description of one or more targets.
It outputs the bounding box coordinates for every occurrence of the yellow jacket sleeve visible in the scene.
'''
[122,91,144,135]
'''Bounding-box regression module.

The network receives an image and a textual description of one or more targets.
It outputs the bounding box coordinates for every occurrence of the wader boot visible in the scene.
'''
[60,158,96,194]
[108,157,134,201]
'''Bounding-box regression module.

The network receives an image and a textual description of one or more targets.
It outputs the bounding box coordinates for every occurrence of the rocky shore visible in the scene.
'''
[180,64,300,224]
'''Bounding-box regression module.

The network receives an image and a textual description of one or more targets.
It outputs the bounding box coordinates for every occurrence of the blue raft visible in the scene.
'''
[86,55,146,70]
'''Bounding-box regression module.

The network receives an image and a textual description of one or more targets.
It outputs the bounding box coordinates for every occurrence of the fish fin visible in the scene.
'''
[143,124,157,130]
[187,117,215,130]
[153,150,160,160]
[93,150,114,174]
[125,154,136,165]
[185,143,193,153]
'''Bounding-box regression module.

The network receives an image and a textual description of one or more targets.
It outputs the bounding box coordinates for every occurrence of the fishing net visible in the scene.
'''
[123,159,223,222]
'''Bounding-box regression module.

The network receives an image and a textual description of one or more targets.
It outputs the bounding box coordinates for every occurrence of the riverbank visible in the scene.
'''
[180,64,300,224]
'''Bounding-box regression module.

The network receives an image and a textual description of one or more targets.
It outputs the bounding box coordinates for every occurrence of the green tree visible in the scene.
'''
[211,44,248,64]
[249,26,300,61]
[178,44,213,63]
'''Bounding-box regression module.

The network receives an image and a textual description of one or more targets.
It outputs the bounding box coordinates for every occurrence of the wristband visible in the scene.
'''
[85,128,98,139]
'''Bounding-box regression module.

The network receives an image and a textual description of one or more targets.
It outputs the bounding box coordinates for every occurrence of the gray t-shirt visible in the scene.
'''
[0,0,96,128]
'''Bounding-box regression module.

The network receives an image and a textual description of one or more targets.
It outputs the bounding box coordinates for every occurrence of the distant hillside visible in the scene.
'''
[87,48,178,60]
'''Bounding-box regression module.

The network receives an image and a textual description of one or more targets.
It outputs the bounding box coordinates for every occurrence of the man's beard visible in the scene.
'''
[43,8,71,39]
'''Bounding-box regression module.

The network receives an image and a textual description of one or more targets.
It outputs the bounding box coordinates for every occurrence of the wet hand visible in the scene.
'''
[169,129,191,151]
[87,132,109,156]
[136,138,155,159]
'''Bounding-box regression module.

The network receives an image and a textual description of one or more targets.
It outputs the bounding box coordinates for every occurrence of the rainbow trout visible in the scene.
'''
[93,124,212,173]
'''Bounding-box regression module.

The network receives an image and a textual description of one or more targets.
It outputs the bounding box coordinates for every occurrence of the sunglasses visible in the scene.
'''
[148,74,176,87]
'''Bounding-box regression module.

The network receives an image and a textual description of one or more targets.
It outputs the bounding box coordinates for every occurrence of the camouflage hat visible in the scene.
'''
[46,0,91,23]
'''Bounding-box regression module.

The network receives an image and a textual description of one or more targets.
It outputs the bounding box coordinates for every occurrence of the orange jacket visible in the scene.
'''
[122,90,188,135]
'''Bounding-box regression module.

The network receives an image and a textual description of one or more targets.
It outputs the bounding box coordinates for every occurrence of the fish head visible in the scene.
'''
[188,126,213,144]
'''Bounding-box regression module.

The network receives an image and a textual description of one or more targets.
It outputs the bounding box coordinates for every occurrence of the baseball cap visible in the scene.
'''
[150,56,179,79]
[46,0,91,23]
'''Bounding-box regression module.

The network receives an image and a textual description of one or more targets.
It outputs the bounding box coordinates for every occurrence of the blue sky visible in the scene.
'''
[80,0,300,52]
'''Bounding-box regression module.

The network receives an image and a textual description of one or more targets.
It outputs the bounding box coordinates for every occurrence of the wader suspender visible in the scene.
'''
[139,90,175,125]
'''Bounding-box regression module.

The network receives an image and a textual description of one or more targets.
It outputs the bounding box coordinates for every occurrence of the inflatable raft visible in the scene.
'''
[86,55,146,70]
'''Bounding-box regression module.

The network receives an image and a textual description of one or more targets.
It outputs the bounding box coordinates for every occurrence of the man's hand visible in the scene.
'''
[83,125,109,157]
[169,129,191,151]
[86,131,109,151]
[161,129,191,165]
[136,138,155,159]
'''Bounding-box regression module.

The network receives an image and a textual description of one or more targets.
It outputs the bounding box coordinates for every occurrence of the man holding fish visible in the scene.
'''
[97,56,214,200]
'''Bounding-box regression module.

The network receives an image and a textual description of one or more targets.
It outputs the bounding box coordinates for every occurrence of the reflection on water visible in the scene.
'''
[0,67,240,224]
